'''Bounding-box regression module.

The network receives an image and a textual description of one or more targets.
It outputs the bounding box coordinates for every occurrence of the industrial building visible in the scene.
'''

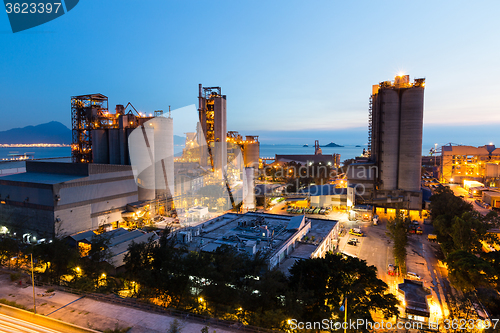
[71,94,159,165]
[71,93,175,215]
[348,75,425,211]
[440,144,500,186]
[299,184,354,209]
[180,212,339,271]
[66,228,159,272]
[398,279,432,325]
[0,161,139,239]
[482,190,500,209]
[198,85,227,174]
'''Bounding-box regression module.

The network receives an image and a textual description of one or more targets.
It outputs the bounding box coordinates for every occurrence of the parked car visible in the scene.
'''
[349,228,364,237]
[347,239,357,246]
[407,272,421,280]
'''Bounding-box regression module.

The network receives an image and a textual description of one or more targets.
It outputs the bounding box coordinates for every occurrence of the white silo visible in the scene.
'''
[243,167,256,211]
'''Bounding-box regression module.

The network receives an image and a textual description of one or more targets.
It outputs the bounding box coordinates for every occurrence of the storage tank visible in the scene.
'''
[243,136,260,168]
[128,123,155,201]
[398,86,425,191]
[91,129,109,164]
[242,167,256,211]
[151,116,174,199]
[375,88,400,190]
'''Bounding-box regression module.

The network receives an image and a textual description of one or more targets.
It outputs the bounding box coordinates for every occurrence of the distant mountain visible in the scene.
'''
[0,121,188,145]
[0,121,72,144]
[174,135,185,145]
[322,142,344,148]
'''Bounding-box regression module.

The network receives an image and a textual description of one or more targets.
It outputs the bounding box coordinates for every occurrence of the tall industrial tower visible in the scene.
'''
[198,84,227,173]
[356,75,425,210]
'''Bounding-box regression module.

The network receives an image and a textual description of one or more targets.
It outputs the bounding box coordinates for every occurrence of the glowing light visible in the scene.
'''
[76,266,81,272]
[198,297,203,302]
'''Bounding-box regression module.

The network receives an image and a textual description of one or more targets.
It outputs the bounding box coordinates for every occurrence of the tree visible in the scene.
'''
[79,234,112,283]
[446,250,494,292]
[429,186,472,220]
[288,253,399,331]
[386,209,410,275]
[0,237,20,267]
[32,238,79,284]
[450,211,488,253]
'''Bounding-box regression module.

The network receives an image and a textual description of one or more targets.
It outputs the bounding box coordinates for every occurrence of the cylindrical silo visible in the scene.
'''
[151,116,175,200]
[398,87,425,191]
[91,129,109,164]
[243,136,260,169]
[243,167,255,211]
[128,124,155,201]
[377,88,400,190]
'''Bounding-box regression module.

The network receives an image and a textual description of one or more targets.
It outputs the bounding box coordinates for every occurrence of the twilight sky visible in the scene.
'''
[1,0,499,148]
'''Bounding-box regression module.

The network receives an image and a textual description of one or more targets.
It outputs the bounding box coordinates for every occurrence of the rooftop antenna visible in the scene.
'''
[168,105,171,118]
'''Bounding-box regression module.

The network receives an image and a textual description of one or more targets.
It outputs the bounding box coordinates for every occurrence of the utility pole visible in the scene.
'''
[30,253,36,314]
[344,295,347,333]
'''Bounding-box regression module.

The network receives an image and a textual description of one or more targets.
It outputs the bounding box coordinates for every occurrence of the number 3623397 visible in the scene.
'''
[5,3,62,14]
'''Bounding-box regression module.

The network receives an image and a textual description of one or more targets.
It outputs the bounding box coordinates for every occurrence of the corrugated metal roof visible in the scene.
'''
[287,215,305,230]
[69,230,96,243]
[0,172,85,184]
[108,232,158,267]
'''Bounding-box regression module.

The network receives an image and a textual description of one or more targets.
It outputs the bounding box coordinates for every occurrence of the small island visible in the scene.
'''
[322,142,344,148]
[303,144,309,147]
[355,145,361,147]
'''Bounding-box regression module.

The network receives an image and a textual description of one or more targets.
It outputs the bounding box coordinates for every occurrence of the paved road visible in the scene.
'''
[0,312,62,333]
[338,218,452,322]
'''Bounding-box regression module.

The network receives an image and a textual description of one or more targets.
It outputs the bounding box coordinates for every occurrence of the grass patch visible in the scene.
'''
[0,298,31,311]
[103,324,132,333]
[41,303,47,306]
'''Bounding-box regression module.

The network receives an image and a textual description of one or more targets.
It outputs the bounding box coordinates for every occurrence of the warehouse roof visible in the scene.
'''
[0,172,85,185]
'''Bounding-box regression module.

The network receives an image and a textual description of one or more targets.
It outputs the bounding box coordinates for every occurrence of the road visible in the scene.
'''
[449,184,491,216]
[0,312,62,333]
[338,218,452,323]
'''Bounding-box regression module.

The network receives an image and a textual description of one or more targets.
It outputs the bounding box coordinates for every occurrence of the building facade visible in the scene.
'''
[440,144,500,186]
[0,161,139,239]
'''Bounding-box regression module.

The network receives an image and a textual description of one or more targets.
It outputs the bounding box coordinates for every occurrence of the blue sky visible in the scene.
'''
[1,0,499,148]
